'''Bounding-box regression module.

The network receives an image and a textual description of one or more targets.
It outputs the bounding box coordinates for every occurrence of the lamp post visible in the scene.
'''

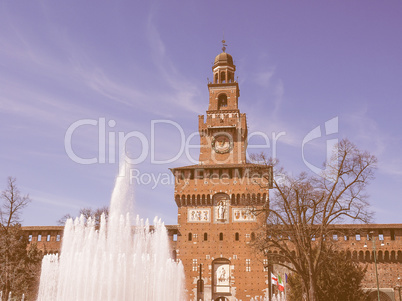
[364,231,382,301]
[264,249,272,301]
[197,263,204,301]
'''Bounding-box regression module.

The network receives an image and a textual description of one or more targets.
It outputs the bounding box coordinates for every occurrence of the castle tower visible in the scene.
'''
[199,43,247,165]
[171,43,272,301]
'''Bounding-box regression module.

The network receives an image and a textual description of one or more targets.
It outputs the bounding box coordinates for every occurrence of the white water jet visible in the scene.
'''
[37,164,185,301]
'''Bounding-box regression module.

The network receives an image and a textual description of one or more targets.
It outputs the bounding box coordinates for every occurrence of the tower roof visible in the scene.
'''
[213,52,234,67]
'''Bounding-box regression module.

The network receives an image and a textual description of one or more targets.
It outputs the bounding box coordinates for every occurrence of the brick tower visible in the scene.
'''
[171,43,272,301]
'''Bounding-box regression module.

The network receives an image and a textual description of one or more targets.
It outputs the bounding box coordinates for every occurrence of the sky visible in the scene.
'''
[1,1,401,226]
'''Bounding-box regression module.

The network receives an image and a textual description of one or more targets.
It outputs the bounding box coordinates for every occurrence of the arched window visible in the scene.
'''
[365,250,371,262]
[220,71,226,83]
[391,251,396,262]
[384,251,390,262]
[219,233,224,241]
[215,73,219,83]
[378,250,383,262]
[235,232,239,241]
[218,94,228,110]
[188,233,192,241]
[204,233,208,241]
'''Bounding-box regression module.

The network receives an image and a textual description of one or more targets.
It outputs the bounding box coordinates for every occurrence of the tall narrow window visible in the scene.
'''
[188,233,192,241]
[196,170,204,179]
[220,71,226,83]
[219,233,224,241]
[38,234,42,242]
[251,232,256,241]
[204,233,208,241]
[235,232,239,241]
[379,230,384,241]
[56,235,61,242]
[391,230,396,241]
[47,234,51,242]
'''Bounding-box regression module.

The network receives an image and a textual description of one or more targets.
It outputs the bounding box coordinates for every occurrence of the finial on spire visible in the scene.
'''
[221,39,227,53]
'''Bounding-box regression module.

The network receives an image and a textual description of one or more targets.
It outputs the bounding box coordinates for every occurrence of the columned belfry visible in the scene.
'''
[171,43,272,301]
[199,41,247,165]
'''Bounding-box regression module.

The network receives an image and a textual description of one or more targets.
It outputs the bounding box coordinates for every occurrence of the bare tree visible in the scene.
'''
[0,177,41,299]
[250,139,377,301]
[0,177,31,230]
[57,206,109,228]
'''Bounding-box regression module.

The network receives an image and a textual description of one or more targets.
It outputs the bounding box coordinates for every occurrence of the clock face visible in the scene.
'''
[212,134,233,154]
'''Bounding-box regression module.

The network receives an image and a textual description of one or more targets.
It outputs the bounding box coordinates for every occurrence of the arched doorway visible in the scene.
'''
[367,291,392,301]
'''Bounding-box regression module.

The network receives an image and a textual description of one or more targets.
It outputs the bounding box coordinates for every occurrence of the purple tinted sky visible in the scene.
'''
[1,1,401,226]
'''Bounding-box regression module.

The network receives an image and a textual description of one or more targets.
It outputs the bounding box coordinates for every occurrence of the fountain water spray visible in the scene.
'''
[37,161,185,301]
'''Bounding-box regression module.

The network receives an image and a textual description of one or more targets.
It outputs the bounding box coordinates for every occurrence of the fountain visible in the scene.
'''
[36,163,185,301]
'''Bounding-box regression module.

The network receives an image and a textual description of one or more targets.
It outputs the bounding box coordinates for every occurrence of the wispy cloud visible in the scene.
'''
[28,189,86,210]
[146,8,203,115]
[343,106,385,153]
[379,159,402,177]
[0,8,202,127]
[342,105,402,178]
[255,69,275,88]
